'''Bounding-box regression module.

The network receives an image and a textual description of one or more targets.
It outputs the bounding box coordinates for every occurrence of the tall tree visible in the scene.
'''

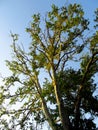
[0,4,98,130]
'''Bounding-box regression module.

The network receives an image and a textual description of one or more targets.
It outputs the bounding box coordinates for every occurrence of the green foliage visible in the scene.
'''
[0,3,98,130]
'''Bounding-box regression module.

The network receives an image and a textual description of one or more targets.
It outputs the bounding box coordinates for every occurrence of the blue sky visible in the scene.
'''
[0,0,98,67]
[0,0,97,84]
[0,0,98,129]
[0,0,98,72]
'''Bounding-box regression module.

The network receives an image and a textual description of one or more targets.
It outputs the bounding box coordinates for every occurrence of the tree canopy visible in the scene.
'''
[0,3,98,130]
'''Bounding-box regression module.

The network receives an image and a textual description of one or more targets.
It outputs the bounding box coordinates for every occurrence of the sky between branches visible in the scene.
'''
[0,0,98,128]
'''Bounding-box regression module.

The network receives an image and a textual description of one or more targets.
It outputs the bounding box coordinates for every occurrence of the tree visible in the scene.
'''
[0,3,98,130]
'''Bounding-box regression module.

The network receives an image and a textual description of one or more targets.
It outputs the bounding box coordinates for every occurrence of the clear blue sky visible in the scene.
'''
[0,0,98,75]
[0,0,98,129]
[0,0,98,73]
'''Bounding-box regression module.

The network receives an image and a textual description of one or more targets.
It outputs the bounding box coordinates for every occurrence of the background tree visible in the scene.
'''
[0,3,98,130]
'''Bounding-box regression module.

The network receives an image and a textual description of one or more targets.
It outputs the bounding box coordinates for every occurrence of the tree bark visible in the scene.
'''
[35,77,57,130]
[52,71,70,130]
[74,95,81,130]
[42,99,57,130]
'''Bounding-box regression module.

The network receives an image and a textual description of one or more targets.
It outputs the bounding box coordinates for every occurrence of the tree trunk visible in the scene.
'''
[36,77,57,130]
[52,71,70,130]
[74,96,81,130]
[41,98,57,130]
